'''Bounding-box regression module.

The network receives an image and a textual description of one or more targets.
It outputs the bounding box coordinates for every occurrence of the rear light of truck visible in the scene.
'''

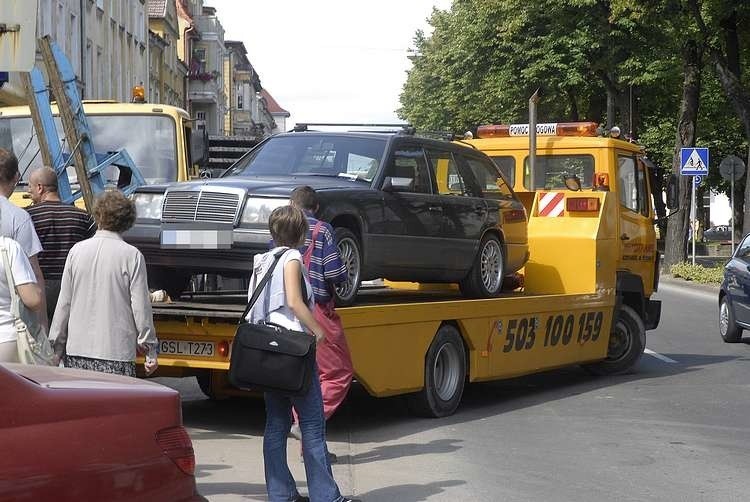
[218,340,230,358]
[566,197,600,212]
[156,426,195,476]
[503,209,527,223]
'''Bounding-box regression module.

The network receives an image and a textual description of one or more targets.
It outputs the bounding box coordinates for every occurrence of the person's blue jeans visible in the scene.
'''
[264,365,343,502]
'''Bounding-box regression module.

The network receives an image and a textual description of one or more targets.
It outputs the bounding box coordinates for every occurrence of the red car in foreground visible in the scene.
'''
[0,363,203,501]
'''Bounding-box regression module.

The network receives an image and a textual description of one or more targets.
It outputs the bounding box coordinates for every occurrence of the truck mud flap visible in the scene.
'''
[645,299,661,330]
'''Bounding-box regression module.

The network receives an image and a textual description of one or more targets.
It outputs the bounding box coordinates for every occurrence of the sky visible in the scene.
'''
[207,0,453,128]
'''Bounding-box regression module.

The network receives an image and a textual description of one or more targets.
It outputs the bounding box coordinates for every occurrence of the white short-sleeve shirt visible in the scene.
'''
[267,249,314,332]
[0,236,37,343]
[0,196,43,257]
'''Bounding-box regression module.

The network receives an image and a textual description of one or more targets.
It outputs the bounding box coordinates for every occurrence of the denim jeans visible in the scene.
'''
[264,365,343,502]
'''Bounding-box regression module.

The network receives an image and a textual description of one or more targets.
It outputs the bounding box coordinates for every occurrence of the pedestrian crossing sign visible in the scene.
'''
[680,147,709,175]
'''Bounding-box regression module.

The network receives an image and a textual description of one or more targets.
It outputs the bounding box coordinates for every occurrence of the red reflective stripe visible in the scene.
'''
[539,192,564,216]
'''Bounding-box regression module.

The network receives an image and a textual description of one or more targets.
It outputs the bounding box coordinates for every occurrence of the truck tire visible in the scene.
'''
[196,371,216,400]
[407,325,467,418]
[719,296,743,343]
[583,304,646,376]
[333,227,361,307]
[459,233,504,298]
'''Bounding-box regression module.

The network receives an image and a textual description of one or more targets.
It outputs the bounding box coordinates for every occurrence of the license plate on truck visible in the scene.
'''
[159,340,215,357]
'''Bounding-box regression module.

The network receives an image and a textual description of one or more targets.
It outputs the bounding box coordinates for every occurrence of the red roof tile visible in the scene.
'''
[260,89,289,116]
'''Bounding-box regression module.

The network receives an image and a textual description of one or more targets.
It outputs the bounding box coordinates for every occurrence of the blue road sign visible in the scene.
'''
[681,147,709,175]
[693,175,703,187]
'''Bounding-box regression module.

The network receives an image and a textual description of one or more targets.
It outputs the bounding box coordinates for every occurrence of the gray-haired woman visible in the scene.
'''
[50,191,158,376]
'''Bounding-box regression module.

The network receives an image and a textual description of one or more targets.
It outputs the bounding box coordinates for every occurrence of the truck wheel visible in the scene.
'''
[459,233,504,298]
[719,296,743,343]
[407,325,466,418]
[333,227,361,307]
[196,371,216,399]
[583,304,645,376]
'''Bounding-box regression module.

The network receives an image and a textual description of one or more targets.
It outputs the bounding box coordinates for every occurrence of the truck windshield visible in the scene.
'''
[0,114,178,185]
[223,135,387,183]
[523,154,595,190]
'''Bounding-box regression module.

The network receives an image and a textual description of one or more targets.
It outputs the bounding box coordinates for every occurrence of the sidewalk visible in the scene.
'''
[658,273,720,294]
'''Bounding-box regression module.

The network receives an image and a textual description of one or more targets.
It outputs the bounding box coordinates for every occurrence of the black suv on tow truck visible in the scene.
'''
[126,130,529,305]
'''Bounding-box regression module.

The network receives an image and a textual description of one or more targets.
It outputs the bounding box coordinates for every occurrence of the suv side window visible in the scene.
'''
[383,146,433,194]
[464,156,514,200]
[426,149,470,196]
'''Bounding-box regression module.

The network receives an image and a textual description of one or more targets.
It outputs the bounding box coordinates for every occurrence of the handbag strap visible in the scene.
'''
[0,241,20,320]
[240,248,288,322]
[302,221,324,268]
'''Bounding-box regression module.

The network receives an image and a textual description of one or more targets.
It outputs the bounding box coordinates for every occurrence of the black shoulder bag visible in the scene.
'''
[228,249,316,396]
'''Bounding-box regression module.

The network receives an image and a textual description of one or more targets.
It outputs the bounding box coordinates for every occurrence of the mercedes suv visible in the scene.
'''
[125,131,529,305]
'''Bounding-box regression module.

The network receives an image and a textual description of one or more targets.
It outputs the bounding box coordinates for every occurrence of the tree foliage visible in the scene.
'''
[399,0,749,208]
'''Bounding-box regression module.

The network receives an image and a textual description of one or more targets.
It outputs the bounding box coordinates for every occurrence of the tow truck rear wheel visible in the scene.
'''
[460,233,504,298]
[333,227,361,307]
[408,325,466,418]
[196,371,217,400]
[583,304,645,376]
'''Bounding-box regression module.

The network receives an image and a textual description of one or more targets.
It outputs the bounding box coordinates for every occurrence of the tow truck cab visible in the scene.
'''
[463,121,661,332]
[0,101,204,208]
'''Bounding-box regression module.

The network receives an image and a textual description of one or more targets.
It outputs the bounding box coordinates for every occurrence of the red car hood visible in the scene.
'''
[6,363,173,393]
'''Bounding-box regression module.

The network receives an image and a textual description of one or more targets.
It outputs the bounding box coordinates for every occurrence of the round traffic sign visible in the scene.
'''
[719,155,745,181]
[693,175,703,187]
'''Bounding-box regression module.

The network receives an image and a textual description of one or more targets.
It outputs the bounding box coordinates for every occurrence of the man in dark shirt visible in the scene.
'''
[26,167,96,321]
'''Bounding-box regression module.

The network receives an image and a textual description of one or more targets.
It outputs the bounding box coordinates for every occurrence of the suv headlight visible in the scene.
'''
[133,193,164,220]
[240,197,288,225]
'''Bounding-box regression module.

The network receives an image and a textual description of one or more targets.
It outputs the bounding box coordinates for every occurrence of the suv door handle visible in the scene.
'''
[620,233,630,240]
[428,206,443,212]
[474,205,486,214]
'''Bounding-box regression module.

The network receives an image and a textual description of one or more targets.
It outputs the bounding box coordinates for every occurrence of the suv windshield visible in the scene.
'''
[224,135,387,183]
[0,114,178,185]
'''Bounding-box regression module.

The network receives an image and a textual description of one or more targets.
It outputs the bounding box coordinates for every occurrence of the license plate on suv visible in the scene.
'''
[159,340,215,357]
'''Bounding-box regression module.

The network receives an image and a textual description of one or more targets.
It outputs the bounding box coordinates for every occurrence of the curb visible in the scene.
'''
[658,274,720,294]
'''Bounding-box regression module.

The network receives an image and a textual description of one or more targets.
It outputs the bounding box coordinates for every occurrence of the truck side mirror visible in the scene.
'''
[190,127,209,167]
[666,174,679,210]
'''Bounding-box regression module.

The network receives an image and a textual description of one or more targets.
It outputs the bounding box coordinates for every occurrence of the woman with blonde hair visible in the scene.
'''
[50,191,158,376]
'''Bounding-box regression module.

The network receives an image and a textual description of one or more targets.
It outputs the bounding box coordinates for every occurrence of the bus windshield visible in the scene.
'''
[0,114,178,186]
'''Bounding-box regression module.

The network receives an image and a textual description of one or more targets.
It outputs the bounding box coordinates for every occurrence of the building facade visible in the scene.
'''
[1,0,149,105]
[260,89,290,135]
[224,41,261,137]
[185,3,226,135]
[148,0,187,107]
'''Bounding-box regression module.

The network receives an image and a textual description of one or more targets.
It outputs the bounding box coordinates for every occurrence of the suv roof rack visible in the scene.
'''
[290,122,413,134]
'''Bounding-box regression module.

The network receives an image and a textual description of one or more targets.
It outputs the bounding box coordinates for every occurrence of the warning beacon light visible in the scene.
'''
[476,121,599,139]
[131,83,146,103]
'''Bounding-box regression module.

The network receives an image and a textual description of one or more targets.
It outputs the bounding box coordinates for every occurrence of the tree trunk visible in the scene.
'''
[664,40,702,269]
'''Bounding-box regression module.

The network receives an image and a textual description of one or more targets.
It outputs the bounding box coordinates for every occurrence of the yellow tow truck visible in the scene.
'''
[0,100,206,207]
[146,121,663,417]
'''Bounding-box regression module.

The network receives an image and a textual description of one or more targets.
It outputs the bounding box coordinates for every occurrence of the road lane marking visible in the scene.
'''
[656,282,717,301]
[644,348,677,363]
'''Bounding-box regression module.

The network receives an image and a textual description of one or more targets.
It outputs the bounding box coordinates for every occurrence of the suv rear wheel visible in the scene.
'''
[459,233,504,298]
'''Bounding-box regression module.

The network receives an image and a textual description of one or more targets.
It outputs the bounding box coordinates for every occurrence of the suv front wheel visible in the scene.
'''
[333,227,362,307]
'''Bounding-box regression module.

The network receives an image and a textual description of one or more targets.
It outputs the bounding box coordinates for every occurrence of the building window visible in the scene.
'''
[237,93,243,110]
[96,0,104,10]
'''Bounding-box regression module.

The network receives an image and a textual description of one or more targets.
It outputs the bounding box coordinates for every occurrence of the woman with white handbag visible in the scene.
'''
[0,236,45,363]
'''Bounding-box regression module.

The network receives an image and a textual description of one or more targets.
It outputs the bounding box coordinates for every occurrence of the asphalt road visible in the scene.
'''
[158,281,750,502]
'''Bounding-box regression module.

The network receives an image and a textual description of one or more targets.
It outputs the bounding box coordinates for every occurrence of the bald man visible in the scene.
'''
[27,167,96,322]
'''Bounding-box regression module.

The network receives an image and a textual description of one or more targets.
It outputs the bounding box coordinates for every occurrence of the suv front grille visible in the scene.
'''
[162,190,241,224]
